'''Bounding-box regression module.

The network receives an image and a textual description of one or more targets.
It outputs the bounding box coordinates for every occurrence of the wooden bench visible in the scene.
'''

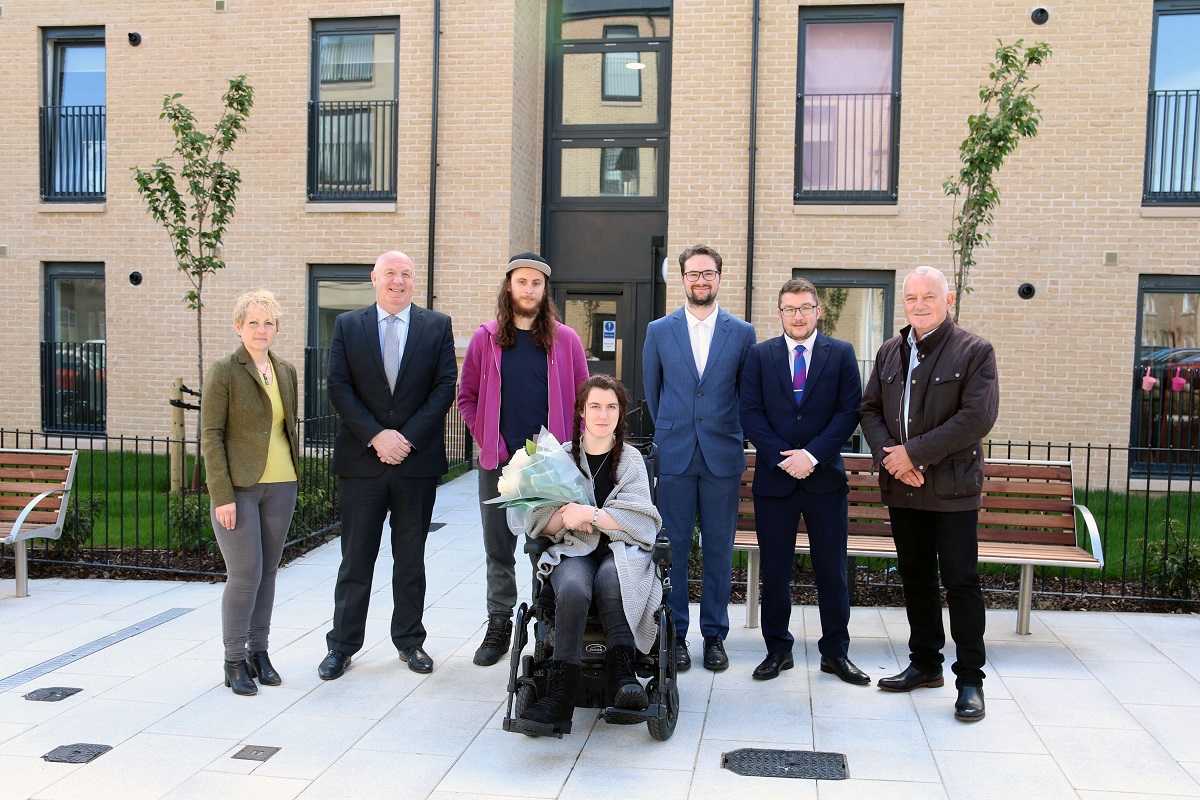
[734,451,1104,635]
[0,448,78,598]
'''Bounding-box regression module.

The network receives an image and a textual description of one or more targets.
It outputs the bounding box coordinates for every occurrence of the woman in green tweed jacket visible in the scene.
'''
[201,289,300,696]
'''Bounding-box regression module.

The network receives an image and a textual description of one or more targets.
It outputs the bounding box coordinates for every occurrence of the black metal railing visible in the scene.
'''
[1132,363,1200,475]
[307,100,398,201]
[41,340,106,434]
[39,105,106,201]
[1143,89,1200,204]
[796,92,899,203]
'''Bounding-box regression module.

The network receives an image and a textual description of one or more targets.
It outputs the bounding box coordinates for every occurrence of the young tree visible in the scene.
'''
[133,76,254,486]
[943,41,1051,322]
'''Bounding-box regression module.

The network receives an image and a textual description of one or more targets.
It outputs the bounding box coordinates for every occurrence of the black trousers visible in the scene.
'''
[889,506,986,687]
[327,470,438,655]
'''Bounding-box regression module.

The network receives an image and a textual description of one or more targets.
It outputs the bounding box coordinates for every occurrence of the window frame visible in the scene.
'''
[601,24,642,102]
[307,16,400,202]
[1143,0,1200,205]
[42,262,106,434]
[305,264,375,418]
[40,26,106,203]
[793,4,902,205]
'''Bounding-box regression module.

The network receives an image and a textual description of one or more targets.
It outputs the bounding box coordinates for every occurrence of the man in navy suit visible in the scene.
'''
[643,244,755,671]
[318,251,457,680]
[739,277,869,684]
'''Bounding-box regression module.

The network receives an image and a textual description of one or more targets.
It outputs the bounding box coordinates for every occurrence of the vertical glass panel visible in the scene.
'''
[801,21,894,195]
[52,42,105,106]
[1154,12,1200,90]
[317,32,395,101]
[309,278,376,416]
[564,298,619,376]
[47,272,105,433]
[52,275,106,342]
[562,51,659,125]
[815,286,886,387]
[560,0,671,40]
[1134,290,1200,471]
[560,146,657,197]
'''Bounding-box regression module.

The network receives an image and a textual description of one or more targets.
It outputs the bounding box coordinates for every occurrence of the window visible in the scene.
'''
[306,265,376,419]
[1145,1,1200,204]
[556,142,660,201]
[795,6,901,203]
[799,269,894,452]
[308,18,399,201]
[602,25,641,101]
[41,28,105,202]
[43,264,106,433]
[1132,275,1200,475]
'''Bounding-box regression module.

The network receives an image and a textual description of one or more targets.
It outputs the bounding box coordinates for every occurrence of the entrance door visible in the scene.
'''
[543,1,671,427]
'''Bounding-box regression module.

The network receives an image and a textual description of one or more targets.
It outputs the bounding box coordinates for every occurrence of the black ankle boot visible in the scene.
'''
[520,660,579,729]
[247,651,281,686]
[606,644,648,710]
[224,660,258,696]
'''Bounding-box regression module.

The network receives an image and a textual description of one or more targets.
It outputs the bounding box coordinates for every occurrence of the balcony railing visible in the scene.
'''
[1144,89,1200,204]
[796,92,899,203]
[307,100,398,201]
[41,340,106,434]
[39,105,106,202]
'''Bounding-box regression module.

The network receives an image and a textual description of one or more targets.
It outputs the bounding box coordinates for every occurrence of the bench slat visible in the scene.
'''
[980,494,1074,513]
[0,467,72,482]
[0,453,77,469]
[0,480,71,495]
[0,509,64,524]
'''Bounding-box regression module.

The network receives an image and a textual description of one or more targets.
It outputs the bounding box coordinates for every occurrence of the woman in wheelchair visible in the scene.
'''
[518,374,662,730]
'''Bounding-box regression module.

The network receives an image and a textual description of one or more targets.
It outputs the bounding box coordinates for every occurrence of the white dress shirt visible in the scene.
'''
[684,304,718,379]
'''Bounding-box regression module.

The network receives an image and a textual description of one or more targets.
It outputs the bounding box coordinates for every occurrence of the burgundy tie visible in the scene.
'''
[793,344,806,405]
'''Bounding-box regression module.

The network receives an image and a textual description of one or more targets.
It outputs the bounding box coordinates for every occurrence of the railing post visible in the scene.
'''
[170,377,185,494]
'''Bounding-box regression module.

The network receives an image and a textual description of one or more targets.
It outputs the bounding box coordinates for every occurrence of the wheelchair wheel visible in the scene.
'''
[512,684,538,736]
[647,677,679,741]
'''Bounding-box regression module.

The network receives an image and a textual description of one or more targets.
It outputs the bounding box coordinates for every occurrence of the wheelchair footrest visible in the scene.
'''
[599,705,658,726]
[505,716,572,739]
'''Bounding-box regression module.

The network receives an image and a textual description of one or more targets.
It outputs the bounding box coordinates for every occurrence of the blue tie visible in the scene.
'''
[793,344,806,406]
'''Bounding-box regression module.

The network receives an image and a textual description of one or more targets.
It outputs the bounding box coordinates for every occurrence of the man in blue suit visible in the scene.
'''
[739,277,869,684]
[643,244,755,671]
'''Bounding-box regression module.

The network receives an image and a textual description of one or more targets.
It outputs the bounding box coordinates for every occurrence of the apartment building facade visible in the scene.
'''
[2,0,1198,480]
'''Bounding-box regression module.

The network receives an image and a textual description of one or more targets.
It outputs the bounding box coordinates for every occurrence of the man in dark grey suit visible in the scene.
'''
[318,251,457,679]
[643,244,755,672]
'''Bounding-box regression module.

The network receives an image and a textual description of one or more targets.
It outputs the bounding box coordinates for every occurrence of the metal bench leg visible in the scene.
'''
[15,540,29,598]
[1015,563,1033,635]
[746,551,760,629]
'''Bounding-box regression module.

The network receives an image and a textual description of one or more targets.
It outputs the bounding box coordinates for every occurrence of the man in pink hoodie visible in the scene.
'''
[457,253,590,666]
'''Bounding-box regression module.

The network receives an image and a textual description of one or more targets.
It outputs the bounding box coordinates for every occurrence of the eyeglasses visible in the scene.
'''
[683,270,720,282]
[779,305,819,318]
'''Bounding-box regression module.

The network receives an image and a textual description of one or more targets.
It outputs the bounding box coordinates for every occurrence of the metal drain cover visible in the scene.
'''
[722,748,848,780]
[232,745,280,762]
[43,743,112,764]
[25,687,83,702]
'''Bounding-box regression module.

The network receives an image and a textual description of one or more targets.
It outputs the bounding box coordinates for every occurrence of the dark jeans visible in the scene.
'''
[212,481,298,662]
[549,550,634,666]
[889,506,986,687]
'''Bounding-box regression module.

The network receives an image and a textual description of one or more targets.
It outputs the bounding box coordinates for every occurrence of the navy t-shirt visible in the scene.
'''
[500,328,550,456]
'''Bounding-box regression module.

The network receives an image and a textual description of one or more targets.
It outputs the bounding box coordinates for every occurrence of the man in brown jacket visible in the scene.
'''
[860,266,999,721]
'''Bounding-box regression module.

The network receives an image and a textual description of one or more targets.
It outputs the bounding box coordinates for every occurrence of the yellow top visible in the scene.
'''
[260,367,298,484]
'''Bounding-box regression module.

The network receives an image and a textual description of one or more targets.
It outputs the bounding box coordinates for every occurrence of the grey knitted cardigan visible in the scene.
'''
[527,441,663,653]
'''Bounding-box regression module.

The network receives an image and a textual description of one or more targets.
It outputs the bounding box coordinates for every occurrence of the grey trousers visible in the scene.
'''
[549,551,634,666]
[212,481,298,662]
[479,466,518,617]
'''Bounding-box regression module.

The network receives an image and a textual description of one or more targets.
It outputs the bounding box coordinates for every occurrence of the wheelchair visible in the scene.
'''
[501,442,680,741]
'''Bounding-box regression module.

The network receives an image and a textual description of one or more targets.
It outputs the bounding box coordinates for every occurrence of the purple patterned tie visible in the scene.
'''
[793,344,806,405]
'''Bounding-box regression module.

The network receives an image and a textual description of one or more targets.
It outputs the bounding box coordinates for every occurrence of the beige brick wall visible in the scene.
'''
[3,0,1199,470]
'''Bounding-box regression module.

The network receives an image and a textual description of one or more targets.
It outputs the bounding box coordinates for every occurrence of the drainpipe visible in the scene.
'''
[426,0,442,309]
[744,0,760,323]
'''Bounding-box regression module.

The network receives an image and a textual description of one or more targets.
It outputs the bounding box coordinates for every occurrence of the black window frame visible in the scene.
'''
[40,26,106,203]
[307,16,400,202]
[305,264,375,418]
[42,262,106,434]
[601,24,642,101]
[1143,0,1200,205]
[794,4,902,205]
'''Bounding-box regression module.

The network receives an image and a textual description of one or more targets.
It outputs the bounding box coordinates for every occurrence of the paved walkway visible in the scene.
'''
[2,471,1200,800]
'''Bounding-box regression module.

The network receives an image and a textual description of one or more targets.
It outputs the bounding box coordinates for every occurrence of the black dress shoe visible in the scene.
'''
[318,649,350,681]
[820,656,871,685]
[399,644,434,674]
[703,636,729,672]
[675,640,691,672]
[955,685,985,721]
[752,652,794,681]
[877,663,944,692]
[247,651,281,686]
[224,660,257,696]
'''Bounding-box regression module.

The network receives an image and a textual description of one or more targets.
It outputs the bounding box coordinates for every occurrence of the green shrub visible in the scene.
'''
[166,493,217,555]
[60,494,107,557]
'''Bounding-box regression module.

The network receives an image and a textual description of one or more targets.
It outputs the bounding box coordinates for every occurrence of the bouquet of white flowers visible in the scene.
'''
[485,427,589,534]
